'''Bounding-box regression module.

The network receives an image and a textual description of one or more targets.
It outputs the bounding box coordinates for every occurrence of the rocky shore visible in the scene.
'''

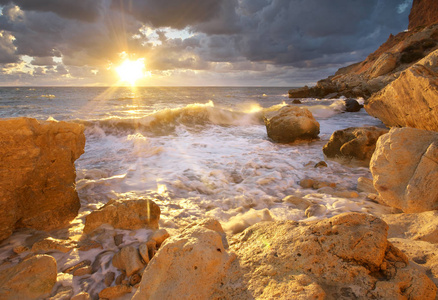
[1,1,438,299]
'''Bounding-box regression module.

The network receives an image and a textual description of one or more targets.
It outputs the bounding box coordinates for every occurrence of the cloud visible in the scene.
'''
[0,0,413,86]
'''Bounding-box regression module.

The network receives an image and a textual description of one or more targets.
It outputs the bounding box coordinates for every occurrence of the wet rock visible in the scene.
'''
[0,254,57,300]
[291,99,302,104]
[31,237,75,253]
[283,195,312,210]
[112,246,145,277]
[323,126,388,165]
[227,213,436,299]
[305,204,327,218]
[114,234,124,247]
[98,285,132,299]
[343,98,363,112]
[370,127,438,212]
[104,272,115,287]
[48,285,73,300]
[138,243,150,264]
[62,260,92,274]
[365,49,438,131]
[312,181,336,189]
[132,219,235,300]
[84,198,160,234]
[13,245,29,254]
[357,177,376,194]
[130,273,141,286]
[299,179,315,189]
[77,239,102,251]
[149,229,170,248]
[115,273,126,285]
[0,118,85,241]
[73,266,92,276]
[264,105,320,143]
[314,161,327,168]
[71,292,91,300]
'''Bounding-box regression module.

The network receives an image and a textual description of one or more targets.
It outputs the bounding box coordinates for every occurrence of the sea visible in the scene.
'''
[0,86,393,297]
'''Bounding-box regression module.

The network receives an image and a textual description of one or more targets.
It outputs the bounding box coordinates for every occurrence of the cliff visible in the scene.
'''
[0,118,85,241]
[409,0,438,30]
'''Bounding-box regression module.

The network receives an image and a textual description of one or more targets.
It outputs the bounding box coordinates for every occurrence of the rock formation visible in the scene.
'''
[132,219,234,300]
[409,0,438,30]
[226,213,436,299]
[370,127,438,213]
[289,23,438,99]
[0,118,85,241]
[83,198,160,234]
[0,255,57,300]
[323,126,388,165]
[365,49,438,131]
[264,105,320,143]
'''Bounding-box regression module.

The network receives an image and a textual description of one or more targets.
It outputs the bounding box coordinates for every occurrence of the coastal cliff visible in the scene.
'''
[0,118,85,241]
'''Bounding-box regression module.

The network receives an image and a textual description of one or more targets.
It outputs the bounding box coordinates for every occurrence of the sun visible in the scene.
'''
[116,58,146,85]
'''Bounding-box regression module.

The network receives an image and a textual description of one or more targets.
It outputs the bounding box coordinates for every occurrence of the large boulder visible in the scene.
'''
[323,127,389,165]
[0,255,57,300]
[83,198,160,234]
[0,118,85,241]
[370,127,438,213]
[132,219,234,300]
[409,0,438,30]
[264,105,320,143]
[365,49,438,131]
[226,212,436,299]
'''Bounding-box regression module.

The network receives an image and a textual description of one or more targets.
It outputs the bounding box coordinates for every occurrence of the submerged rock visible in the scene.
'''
[323,126,388,165]
[0,117,85,241]
[343,98,363,112]
[264,105,320,143]
[371,127,438,213]
[0,254,57,300]
[365,49,438,131]
[226,212,436,299]
[83,198,160,234]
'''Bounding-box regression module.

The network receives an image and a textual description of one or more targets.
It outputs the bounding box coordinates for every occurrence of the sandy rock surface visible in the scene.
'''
[370,127,438,213]
[0,118,85,241]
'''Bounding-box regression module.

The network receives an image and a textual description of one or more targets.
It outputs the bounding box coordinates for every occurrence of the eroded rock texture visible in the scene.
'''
[0,118,85,241]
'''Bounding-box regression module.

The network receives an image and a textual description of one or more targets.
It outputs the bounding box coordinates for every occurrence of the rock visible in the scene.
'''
[291,99,302,104]
[370,127,438,212]
[323,126,389,164]
[357,177,376,194]
[71,292,91,300]
[381,211,438,244]
[149,229,170,248]
[31,237,74,253]
[114,234,124,247]
[369,52,398,78]
[112,245,145,277]
[62,260,91,274]
[305,204,327,218]
[73,266,92,276]
[98,285,132,299]
[77,239,102,251]
[288,86,312,98]
[83,198,160,234]
[115,273,126,285]
[343,98,363,112]
[283,195,312,210]
[48,285,73,300]
[132,219,235,300]
[365,50,438,131]
[129,273,141,286]
[138,243,150,264]
[0,118,85,241]
[264,105,320,143]
[104,272,115,287]
[0,254,57,300]
[314,161,327,168]
[409,0,438,30]
[226,213,436,299]
[13,245,29,254]
[299,178,315,189]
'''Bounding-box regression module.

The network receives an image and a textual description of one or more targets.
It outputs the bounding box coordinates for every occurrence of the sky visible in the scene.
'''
[0,0,413,86]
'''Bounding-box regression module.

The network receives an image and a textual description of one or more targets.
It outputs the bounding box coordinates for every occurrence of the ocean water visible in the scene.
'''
[0,86,392,296]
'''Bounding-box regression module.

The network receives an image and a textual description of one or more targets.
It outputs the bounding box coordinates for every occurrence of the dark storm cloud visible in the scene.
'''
[0,0,413,85]
[0,0,102,22]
